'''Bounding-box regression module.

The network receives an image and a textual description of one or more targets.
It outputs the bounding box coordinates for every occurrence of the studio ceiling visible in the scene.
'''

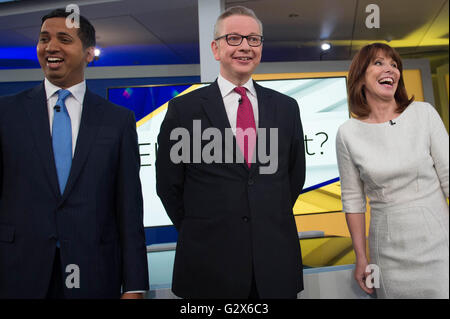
[0,0,448,68]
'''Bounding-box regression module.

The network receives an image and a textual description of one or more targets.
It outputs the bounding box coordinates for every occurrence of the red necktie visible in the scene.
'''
[234,87,256,168]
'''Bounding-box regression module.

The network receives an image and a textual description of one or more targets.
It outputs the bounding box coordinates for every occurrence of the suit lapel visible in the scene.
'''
[252,81,276,175]
[61,89,104,201]
[200,81,249,173]
[254,81,276,135]
[200,81,231,135]
[25,83,60,198]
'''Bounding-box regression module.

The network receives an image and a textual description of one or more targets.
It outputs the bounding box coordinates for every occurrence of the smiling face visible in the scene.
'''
[363,50,400,104]
[37,17,94,89]
[211,15,262,86]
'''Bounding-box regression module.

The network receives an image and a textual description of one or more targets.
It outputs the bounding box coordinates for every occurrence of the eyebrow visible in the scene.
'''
[39,31,74,38]
[228,32,261,35]
[374,56,396,63]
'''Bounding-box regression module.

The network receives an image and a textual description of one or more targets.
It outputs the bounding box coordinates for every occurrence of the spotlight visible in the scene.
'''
[93,48,101,62]
[321,42,331,51]
[319,42,332,61]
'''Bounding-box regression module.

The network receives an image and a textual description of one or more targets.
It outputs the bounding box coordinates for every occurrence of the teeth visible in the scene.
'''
[379,77,393,84]
[236,57,250,60]
[47,57,63,62]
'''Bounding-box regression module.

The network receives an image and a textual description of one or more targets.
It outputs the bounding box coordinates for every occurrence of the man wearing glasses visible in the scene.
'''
[156,6,305,299]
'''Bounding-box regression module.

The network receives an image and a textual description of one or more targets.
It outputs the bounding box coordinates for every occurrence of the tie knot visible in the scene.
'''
[234,87,247,97]
[57,89,71,102]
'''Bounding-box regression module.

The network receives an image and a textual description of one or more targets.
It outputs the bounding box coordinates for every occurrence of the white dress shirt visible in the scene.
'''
[45,78,84,157]
[217,74,259,134]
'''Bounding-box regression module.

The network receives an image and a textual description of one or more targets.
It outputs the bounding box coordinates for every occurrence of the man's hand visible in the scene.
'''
[121,292,145,299]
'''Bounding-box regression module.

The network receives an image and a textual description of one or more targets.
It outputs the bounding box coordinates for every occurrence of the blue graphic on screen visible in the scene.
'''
[108,85,190,121]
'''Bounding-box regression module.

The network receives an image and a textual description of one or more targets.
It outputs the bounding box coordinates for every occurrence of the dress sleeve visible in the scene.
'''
[427,103,449,198]
[336,126,367,213]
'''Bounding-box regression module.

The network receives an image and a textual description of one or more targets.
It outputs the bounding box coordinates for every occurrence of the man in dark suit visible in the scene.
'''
[156,6,305,299]
[0,9,148,298]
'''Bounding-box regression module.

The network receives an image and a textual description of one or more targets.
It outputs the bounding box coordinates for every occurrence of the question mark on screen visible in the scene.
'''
[315,132,328,155]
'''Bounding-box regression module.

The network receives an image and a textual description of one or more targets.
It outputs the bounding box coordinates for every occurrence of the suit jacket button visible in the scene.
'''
[248,179,254,186]
[242,216,249,222]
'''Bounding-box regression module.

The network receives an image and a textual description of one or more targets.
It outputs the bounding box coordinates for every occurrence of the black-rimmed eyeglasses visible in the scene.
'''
[215,34,264,47]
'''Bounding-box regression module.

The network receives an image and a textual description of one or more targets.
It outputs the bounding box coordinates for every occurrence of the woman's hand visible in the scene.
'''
[354,257,374,295]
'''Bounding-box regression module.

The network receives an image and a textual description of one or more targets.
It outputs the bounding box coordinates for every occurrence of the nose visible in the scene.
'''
[238,37,252,51]
[45,38,59,53]
[234,38,251,51]
[384,63,396,73]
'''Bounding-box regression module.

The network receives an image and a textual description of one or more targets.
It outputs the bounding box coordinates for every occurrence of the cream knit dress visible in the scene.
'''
[336,101,449,298]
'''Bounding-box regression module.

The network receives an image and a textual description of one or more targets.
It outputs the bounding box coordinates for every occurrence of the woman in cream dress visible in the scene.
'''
[336,43,449,298]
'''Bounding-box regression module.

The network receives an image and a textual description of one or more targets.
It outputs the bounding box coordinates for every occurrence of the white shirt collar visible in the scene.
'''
[44,78,86,104]
[217,74,256,98]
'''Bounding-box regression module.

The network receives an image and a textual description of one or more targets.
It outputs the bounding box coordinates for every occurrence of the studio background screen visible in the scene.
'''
[108,77,350,228]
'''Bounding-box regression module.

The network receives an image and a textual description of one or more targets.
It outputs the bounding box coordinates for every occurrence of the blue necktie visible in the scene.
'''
[52,89,72,195]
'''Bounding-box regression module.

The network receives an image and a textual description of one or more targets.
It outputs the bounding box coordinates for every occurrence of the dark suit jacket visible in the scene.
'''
[156,80,305,298]
[0,83,149,298]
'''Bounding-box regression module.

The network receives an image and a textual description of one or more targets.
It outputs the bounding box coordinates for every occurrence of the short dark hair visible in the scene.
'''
[41,8,96,49]
[348,43,414,118]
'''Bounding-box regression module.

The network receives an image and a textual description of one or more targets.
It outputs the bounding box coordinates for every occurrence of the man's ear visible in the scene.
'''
[211,40,220,61]
[85,46,95,64]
